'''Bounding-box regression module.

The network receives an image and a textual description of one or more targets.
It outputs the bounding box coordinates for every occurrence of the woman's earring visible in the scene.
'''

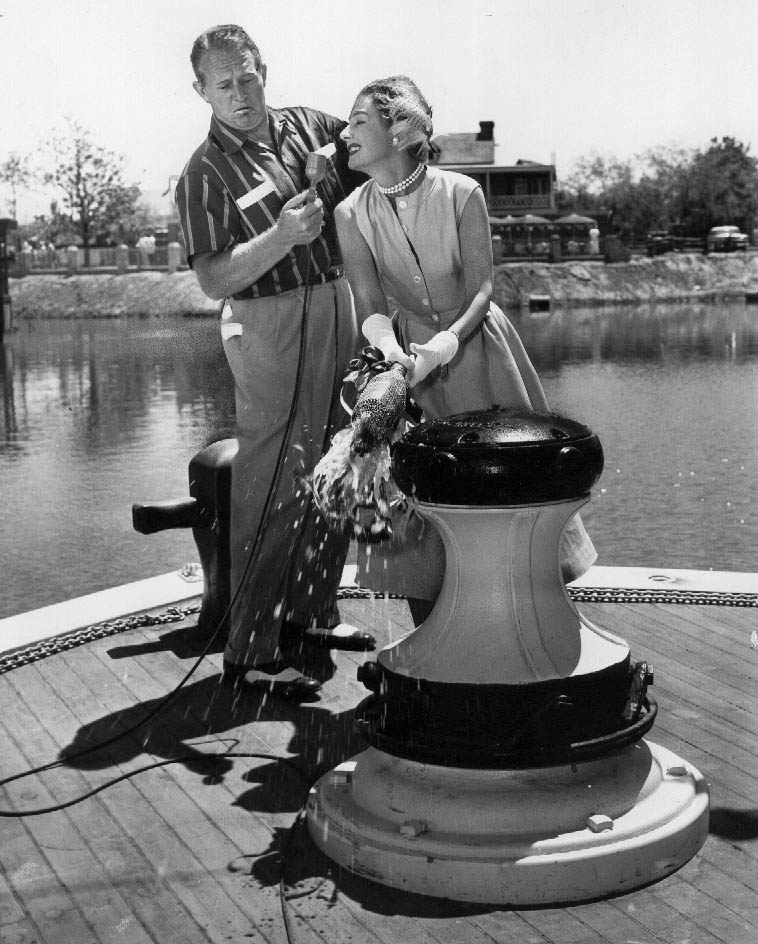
[391,136,399,146]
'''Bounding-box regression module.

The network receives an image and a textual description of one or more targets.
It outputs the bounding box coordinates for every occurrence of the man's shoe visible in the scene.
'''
[222,660,321,701]
[294,622,376,652]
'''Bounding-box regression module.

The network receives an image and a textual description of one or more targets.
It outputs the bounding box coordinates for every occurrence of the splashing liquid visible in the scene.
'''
[310,363,410,540]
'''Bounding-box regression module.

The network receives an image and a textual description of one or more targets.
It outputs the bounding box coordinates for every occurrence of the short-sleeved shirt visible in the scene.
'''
[176,106,364,299]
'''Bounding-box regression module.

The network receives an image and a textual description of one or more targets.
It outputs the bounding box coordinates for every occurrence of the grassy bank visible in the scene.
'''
[495,252,758,309]
[10,253,758,319]
[9,270,220,318]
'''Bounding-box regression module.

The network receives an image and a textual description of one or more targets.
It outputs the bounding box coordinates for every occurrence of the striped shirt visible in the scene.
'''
[175,107,364,299]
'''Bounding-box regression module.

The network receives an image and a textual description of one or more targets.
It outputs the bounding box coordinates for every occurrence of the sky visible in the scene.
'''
[2,0,758,221]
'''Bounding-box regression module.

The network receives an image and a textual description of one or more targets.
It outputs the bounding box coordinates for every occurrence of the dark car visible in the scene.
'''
[646,231,675,256]
[706,225,749,253]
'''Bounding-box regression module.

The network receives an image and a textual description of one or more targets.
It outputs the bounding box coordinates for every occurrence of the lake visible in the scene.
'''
[1,302,757,619]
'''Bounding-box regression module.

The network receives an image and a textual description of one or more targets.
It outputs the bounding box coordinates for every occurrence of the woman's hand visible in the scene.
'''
[408,330,459,385]
[362,314,414,371]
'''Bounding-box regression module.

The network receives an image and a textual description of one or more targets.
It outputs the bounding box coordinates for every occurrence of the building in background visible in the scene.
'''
[429,122,556,219]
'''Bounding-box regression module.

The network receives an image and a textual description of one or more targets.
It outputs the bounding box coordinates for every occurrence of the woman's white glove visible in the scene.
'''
[362,313,414,371]
[409,330,459,385]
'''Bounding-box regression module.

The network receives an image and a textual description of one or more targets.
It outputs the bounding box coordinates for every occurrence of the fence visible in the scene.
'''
[491,233,606,263]
[10,243,187,277]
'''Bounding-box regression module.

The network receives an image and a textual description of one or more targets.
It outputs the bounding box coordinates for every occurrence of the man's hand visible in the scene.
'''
[276,191,324,246]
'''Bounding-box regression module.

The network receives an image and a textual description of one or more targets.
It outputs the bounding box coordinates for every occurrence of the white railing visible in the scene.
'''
[489,194,553,211]
[12,244,186,275]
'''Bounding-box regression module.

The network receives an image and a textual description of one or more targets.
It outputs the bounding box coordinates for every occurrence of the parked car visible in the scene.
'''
[706,225,749,253]
[646,231,675,256]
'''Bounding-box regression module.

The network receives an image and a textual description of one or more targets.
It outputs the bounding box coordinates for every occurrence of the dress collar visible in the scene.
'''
[372,165,436,208]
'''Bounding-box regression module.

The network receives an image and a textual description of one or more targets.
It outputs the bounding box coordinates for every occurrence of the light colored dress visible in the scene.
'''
[340,167,596,597]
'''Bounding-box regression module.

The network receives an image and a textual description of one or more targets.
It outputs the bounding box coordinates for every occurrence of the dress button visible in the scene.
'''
[398,199,408,209]
[402,224,409,232]
[422,298,430,306]
[432,313,440,323]
[406,249,412,256]
[413,275,422,283]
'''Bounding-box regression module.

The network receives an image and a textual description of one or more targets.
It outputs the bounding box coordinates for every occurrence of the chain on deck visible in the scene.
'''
[1,584,756,676]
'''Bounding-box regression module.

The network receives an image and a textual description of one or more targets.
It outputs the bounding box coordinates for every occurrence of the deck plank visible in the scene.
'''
[46,636,312,944]
[0,594,757,944]
[0,687,159,944]
[1,663,232,944]
[0,735,100,944]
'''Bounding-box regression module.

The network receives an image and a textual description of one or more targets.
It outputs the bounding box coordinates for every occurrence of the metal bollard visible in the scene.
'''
[132,438,238,636]
[0,218,17,340]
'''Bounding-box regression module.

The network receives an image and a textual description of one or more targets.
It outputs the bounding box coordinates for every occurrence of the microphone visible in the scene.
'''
[305,152,328,202]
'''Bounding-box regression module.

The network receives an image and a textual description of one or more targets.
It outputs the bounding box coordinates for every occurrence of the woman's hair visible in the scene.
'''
[191,24,263,84]
[357,75,434,163]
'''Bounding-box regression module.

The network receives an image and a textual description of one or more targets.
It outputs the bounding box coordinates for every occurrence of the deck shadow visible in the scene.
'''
[252,815,491,920]
[708,806,758,840]
[106,620,228,659]
[57,673,366,812]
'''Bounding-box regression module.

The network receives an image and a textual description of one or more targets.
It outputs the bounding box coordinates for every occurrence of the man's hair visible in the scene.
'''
[190,24,263,84]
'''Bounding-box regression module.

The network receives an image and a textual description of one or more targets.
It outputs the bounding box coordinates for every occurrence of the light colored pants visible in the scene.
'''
[221,278,359,668]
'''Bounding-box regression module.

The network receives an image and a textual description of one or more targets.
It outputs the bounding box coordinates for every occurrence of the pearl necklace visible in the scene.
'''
[377,163,425,196]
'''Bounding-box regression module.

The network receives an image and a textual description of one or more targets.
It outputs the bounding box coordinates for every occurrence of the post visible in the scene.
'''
[167,241,182,273]
[66,245,80,274]
[116,244,129,274]
[549,233,562,263]
[491,235,503,264]
[16,250,32,277]
[0,218,17,340]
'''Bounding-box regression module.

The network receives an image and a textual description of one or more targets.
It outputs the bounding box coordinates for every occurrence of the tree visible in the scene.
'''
[44,120,142,262]
[0,152,33,220]
[557,152,638,237]
[684,137,758,235]
[558,138,758,243]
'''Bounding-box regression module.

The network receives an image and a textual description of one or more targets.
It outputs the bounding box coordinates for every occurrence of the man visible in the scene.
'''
[176,24,374,701]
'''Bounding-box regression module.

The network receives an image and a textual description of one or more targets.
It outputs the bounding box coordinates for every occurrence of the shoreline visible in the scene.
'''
[9,253,758,319]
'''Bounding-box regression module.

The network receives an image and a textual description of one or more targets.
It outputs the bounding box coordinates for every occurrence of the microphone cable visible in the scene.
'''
[0,176,337,815]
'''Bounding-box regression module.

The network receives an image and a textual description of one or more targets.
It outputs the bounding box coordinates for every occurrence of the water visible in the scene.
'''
[0,317,235,618]
[1,303,757,619]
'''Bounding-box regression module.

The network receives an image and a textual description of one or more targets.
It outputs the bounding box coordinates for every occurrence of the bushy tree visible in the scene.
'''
[684,137,758,235]
[559,137,758,243]
[20,200,79,248]
[44,120,143,261]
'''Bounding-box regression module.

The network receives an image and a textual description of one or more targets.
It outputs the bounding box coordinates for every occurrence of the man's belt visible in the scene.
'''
[307,266,344,286]
[232,266,344,301]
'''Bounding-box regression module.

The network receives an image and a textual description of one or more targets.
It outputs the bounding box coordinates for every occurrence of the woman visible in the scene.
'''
[335,75,595,616]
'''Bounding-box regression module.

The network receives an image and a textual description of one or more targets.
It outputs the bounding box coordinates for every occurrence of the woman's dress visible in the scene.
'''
[339,167,596,597]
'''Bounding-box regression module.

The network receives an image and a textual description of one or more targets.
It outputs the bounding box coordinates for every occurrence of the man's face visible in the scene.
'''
[193,47,268,137]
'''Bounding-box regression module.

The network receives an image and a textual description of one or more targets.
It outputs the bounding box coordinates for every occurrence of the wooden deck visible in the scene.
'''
[0,589,756,944]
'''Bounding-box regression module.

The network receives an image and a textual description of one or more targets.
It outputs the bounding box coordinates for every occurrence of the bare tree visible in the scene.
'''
[0,152,33,220]
[44,120,142,264]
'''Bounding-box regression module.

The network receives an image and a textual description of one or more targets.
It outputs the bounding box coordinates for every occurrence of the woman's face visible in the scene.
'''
[340,95,393,173]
